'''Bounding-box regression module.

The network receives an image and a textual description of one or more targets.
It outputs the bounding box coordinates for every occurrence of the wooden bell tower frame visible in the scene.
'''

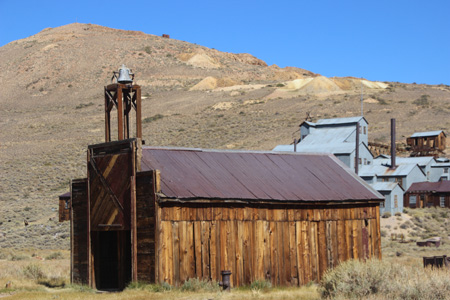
[104,83,142,142]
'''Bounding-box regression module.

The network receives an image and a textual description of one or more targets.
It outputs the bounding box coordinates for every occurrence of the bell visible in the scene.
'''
[117,64,134,84]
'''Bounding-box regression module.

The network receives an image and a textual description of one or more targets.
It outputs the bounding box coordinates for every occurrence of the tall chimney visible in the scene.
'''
[355,122,360,174]
[390,118,396,169]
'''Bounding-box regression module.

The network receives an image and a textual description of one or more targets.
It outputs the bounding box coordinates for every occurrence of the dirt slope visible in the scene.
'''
[0,23,449,249]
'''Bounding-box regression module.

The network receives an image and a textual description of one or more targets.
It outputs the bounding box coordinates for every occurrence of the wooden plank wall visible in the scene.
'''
[71,179,89,285]
[136,171,156,283]
[156,203,381,287]
[59,199,70,222]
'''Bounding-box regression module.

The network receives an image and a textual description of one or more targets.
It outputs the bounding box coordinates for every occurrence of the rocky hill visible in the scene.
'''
[0,23,449,249]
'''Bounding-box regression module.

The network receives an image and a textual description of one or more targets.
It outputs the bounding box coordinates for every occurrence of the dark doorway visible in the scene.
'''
[94,231,131,290]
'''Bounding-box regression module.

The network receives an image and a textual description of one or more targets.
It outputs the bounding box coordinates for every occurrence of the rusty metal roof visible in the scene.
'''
[140,147,383,202]
[410,130,446,138]
[407,181,450,193]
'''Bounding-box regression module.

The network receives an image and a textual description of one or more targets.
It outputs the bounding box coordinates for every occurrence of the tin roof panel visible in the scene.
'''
[141,147,383,202]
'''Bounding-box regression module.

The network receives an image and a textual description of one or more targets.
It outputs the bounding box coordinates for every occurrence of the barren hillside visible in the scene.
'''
[0,23,449,249]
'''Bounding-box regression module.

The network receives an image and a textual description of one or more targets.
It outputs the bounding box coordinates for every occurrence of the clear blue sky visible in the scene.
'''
[1,0,449,85]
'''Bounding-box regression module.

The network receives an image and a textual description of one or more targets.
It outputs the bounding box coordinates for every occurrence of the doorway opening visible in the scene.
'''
[93,230,131,290]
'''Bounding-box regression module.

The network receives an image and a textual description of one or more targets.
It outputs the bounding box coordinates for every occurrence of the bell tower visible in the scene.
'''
[104,65,142,142]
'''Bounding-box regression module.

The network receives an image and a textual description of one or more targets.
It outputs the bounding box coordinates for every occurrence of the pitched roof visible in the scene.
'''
[410,130,446,138]
[315,116,367,126]
[140,147,383,202]
[373,156,435,167]
[358,163,422,177]
[407,181,450,193]
[371,182,404,192]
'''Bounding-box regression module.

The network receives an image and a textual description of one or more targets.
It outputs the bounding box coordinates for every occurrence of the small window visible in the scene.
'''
[394,195,398,208]
[410,195,417,207]
[380,201,385,208]
[65,199,69,210]
[363,126,367,134]
[444,167,449,174]
[359,158,362,165]
[440,196,445,208]
[364,158,367,165]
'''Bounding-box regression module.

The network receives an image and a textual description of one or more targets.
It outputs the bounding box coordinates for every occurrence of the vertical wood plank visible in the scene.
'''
[201,221,210,280]
[269,221,278,285]
[263,221,271,282]
[317,221,327,279]
[172,222,180,285]
[227,221,236,287]
[209,221,218,281]
[235,221,244,286]
[255,221,265,281]
[194,222,202,278]
[309,222,319,282]
[295,222,304,286]
[187,221,195,278]
[352,220,359,259]
[289,222,298,286]
[301,221,311,284]
[165,221,174,285]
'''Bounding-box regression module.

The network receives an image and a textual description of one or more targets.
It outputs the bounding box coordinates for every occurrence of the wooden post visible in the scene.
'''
[136,87,142,140]
[117,86,124,140]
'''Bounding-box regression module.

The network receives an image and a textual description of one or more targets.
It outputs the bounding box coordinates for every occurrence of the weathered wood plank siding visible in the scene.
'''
[70,179,89,285]
[136,171,156,283]
[156,203,381,286]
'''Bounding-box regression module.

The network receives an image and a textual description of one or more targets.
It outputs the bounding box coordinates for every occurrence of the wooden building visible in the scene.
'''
[59,192,71,222]
[70,139,383,290]
[407,131,446,157]
[404,181,450,208]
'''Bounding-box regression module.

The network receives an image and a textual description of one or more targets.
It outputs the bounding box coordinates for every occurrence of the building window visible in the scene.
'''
[364,158,367,165]
[359,158,362,165]
[65,199,70,210]
[410,195,417,208]
[444,168,449,174]
[364,126,367,134]
[380,201,385,208]
[394,195,398,208]
[440,196,445,208]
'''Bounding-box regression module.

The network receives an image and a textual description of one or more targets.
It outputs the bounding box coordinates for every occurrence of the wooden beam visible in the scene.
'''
[117,86,123,140]
[135,87,142,140]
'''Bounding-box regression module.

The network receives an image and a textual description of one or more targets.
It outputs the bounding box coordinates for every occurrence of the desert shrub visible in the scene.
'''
[22,263,46,280]
[403,208,409,214]
[413,94,431,107]
[250,279,272,292]
[395,212,402,217]
[320,259,450,299]
[380,229,387,237]
[37,276,66,288]
[45,251,63,260]
[10,254,29,261]
[143,114,164,123]
[276,83,285,87]
[382,212,391,218]
[180,278,219,292]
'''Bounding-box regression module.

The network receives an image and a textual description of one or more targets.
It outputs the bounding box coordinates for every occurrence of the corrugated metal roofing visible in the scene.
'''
[273,143,356,154]
[410,130,445,138]
[358,164,419,177]
[373,156,435,167]
[140,147,383,202]
[371,182,401,192]
[407,181,450,193]
[316,116,365,126]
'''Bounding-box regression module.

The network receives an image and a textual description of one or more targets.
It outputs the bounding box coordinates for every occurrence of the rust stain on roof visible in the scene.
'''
[141,147,383,202]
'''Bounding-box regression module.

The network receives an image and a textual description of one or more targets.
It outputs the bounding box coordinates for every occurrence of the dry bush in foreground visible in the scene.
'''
[320,259,450,299]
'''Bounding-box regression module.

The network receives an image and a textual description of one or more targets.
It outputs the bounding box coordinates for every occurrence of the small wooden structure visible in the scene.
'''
[404,181,450,208]
[407,131,446,157]
[59,192,71,222]
[70,139,384,289]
